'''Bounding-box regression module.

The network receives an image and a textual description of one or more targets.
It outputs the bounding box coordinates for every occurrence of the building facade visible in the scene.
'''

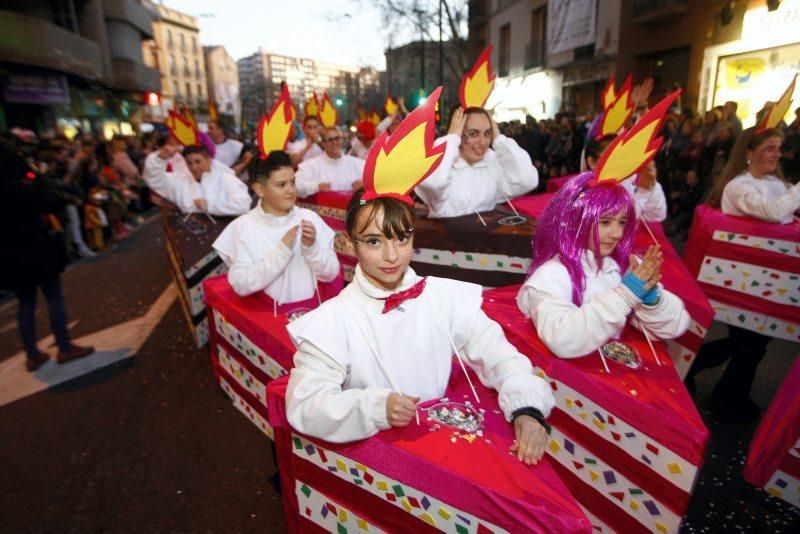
[204,45,240,131]
[237,49,381,128]
[0,0,159,136]
[143,2,206,119]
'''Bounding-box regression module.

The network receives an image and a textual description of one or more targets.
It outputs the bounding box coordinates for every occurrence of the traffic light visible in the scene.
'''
[417,88,427,106]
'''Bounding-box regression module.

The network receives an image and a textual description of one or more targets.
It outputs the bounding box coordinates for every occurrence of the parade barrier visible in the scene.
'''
[161,207,233,347]
[512,194,714,378]
[267,370,593,533]
[743,354,800,509]
[684,205,800,343]
[299,192,535,287]
[204,274,342,438]
[482,285,710,533]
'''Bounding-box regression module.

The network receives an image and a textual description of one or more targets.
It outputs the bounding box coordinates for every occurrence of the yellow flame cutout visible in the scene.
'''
[305,95,319,118]
[600,88,633,136]
[258,104,292,155]
[369,110,381,126]
[759,75,796,131]
[166,110,198,146]
[319,93,337,127]
[596,90,680,184]
[601,77,617,110]
[384,96,398,117]
[459,46,495,109]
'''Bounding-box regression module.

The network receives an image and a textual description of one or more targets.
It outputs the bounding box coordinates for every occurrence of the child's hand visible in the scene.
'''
[193,198,208,211]
[158,144,178,160]
[300,220,316,247]
[386,393,419,427]
[318,182,331,192]
[629,245,663,290]
[448,107,466,136]
[351,179,363,191]
[281,225,299,247]
[510,415,548,465]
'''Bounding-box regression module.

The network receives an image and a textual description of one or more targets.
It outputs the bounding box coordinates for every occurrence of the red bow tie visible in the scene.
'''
[382,278,427,314]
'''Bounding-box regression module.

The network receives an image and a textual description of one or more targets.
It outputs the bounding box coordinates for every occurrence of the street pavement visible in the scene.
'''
[0,215,798,532]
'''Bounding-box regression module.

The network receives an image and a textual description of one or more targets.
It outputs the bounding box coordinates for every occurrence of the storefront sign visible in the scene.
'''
[547,0,597,55]
[3,74,69,105]
[742,0,800,43]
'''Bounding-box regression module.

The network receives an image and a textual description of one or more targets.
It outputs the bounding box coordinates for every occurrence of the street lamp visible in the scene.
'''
[335,98,343,107]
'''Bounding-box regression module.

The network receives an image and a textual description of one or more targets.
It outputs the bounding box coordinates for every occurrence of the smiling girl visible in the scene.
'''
[414,107,538,218]
[212,150,339,303]
[285,91,555,464]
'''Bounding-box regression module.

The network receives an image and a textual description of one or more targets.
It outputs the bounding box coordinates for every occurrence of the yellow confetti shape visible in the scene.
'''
[480,258,488,267]
[339,509,348,522]
[589,470,600,482]
[549,440,561,453]
[767,487,783,498]
[578,411,588,420]
[592,418,606,431]
[355,462,368,472]
[777,288,787,296]
[742,271,750,277]
[420,513,437,526]
[376,481,388,491]
[438,507,452,520]
[401,499,413,512]
[655,521,668,533]
[357,518,369,530]
[336,459,347,472]
[565,397,574,408]
[787,325,796,334]
[740,283,746,291]
[535,370,546,379]
[629,500,640,511]
[667,462,682,475]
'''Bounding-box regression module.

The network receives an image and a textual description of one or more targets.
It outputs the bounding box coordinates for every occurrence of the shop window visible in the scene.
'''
[499,23,511,77]
[526,6,547,69]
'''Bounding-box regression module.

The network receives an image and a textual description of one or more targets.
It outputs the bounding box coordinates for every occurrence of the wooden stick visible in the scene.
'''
[202,209,217,225]
[498,188,521,217]
[431,300,481,404]
[642,327,662,366]
[597,349,611,374]
[640,219,659,246]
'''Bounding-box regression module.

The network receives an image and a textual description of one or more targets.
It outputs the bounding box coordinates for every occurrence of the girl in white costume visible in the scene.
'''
[212,151,339,302]
[285,90,555,464]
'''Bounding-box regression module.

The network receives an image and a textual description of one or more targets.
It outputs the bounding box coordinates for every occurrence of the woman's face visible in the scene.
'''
[747,135,782,176]
[254,166,296,216]
[350,206,413,291]
[460,112,492,164]
[588,209,627,258]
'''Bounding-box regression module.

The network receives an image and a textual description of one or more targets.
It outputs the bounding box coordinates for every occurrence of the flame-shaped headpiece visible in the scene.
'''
[166,109,199,147]
[257,84,294,157]
[459,46,496,109]
[757,75,796,133]
[356,104,367,122]
[362,87,446,205]
[304,94,320,119]
[208,99,219,123]
[384,96,399,117]
[601,76,618,110]
[319,92,338,128]
[369,110,382,126]
[597,76,633,137]
[595,90,681,184]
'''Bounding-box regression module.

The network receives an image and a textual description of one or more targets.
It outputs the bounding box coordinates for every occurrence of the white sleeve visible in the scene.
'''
[491,134,538,197]
[222,237,295,297]
[730,181,800,223]
[414,134,461,207]
[205,173,252,216]
[295,161,319,198]
[517,281,639,359]
[286,341,392,443]
[300,216,340,282]
[462,309,555,420]
[142,152,179,204]
[635,182,668,222]
[632,287,690,340]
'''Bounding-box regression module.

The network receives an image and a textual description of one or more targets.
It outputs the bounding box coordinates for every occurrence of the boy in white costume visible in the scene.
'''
[286,89,554,464]
[212,151,339,302]
[517,92,689,359]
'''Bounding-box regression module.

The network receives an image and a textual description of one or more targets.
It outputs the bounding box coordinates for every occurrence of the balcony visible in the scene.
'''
[0,9,103,80]
[633,0,688,24]
[110,57,160,92]
[103,0,155,38]
[525,42,545,70]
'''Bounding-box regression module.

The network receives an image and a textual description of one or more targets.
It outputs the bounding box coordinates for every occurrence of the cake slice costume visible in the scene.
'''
[285,87,554,443]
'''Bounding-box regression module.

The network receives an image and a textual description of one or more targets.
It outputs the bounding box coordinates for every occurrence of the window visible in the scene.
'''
[167,29,173,45]
[499,24,511,77]
[527,6,547,69]
[194,59,200,77]
[173,80,181,97]
[186,82,192,98]
[197,84,203,98]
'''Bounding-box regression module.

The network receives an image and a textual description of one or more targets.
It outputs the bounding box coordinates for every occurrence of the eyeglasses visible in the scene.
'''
[463,129,492,140]
[323,136,343,143]
[353,232,413,251]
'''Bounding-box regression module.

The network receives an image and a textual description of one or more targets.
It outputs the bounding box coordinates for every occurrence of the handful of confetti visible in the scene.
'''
[599,340,642,369]
[426,402,484,434]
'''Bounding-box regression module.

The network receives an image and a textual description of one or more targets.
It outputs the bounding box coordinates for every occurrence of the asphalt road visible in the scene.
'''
[0,215,797,532]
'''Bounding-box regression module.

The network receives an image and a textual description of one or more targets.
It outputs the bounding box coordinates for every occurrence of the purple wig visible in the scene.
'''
[529,172,635,306]
[198,131,217,159]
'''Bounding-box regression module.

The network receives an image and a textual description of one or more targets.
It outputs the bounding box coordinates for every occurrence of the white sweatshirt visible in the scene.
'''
[287,138,323,162]
[621,176,668,222]
[721,172,800,224]
[516,252,690,359]
[143,152,251,216]
[286,265,555,443]
[214,138,244,167]
[295,153,365,198]
[415,134,538,218]
[212,206,339,303]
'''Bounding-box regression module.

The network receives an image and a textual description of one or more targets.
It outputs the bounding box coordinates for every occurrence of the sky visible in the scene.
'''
[161,0,392,69]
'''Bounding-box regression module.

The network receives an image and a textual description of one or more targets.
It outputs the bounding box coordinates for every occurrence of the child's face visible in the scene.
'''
[589,209,627,258]
[350,206,413,291]
[254,166,296,216]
